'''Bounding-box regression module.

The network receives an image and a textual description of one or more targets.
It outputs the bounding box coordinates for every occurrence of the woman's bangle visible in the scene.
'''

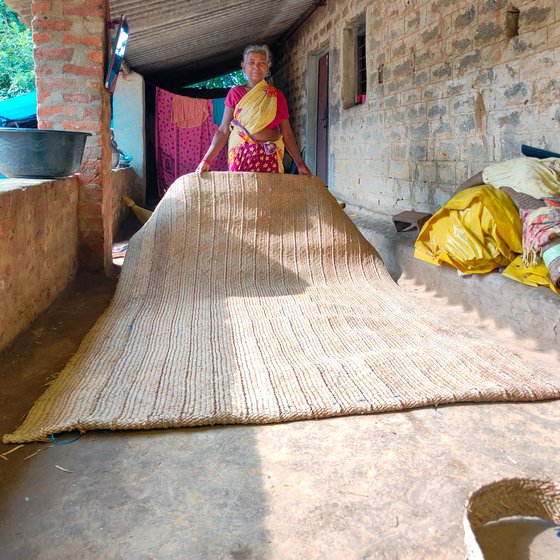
[296,161,306,168]
[202,158,211,165]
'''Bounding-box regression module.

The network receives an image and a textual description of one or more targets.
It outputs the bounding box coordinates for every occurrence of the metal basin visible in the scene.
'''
[0,128,91,179]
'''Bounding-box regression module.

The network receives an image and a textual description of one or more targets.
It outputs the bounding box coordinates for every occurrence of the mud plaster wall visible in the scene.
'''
[0,178,78,352]
[275,0,560,215]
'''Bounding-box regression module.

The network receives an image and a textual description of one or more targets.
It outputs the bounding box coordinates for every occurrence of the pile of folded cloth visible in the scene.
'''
[415,156,560,293]
[522,206,560,287]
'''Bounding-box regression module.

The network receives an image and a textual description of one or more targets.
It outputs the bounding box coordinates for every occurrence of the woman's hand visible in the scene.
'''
[196,106,233,174]
[196,159,210,174]
[297,161,312,177]
[279,119,313,177]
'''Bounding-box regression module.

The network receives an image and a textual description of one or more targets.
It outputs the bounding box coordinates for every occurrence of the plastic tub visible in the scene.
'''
[0,128,91,179]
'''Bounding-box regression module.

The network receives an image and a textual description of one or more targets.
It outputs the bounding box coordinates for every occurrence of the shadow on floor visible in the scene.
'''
[0,267,270,559]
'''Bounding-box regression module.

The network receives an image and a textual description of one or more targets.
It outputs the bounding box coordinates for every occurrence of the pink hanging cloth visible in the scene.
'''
[155,88,228,198]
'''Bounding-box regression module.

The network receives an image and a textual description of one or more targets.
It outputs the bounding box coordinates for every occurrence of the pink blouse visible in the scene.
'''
[225,85,289,129]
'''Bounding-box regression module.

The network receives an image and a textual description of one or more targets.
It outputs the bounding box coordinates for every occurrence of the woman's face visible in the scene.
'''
[242,52,269,84]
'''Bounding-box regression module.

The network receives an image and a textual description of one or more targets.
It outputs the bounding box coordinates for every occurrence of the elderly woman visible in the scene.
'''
[196,45,312,177]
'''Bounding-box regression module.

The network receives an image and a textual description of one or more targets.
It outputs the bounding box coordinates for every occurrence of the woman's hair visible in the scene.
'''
[242,44,272,67]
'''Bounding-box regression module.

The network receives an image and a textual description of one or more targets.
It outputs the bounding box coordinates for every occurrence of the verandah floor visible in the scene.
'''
[0,266,558,559]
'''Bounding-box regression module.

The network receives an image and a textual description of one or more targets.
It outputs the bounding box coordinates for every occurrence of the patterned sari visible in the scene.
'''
[228,80,285,173]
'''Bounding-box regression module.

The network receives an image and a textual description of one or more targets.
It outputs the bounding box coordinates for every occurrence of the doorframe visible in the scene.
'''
[305,49,329,179]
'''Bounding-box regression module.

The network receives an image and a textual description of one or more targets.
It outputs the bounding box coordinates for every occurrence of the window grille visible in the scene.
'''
[357,28,367,99]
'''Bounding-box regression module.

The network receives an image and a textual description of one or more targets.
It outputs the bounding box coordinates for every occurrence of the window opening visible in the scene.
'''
[342,15,366,109]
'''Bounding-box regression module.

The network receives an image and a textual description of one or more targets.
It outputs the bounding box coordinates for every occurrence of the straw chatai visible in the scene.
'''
[4,173,560,443]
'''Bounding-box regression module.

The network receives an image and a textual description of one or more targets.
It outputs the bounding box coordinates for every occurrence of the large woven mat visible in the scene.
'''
[4,173,560,443]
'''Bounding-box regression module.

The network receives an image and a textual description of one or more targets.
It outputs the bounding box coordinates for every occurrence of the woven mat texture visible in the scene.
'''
[5,173,560,443]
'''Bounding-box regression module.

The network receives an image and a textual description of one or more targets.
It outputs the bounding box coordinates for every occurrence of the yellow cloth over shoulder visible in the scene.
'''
[229,79,285,172]
[414,185,522,274]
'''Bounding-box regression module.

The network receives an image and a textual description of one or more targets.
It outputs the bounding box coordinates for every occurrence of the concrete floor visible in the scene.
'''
[1,268,560,559]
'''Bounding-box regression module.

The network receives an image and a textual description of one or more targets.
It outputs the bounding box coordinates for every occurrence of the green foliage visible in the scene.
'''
[187,70,245,89]
[0,0,34,101]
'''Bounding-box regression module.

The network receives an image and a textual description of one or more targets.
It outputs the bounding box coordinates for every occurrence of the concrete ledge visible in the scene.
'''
[348,205,560,354]
[108,167,141,239]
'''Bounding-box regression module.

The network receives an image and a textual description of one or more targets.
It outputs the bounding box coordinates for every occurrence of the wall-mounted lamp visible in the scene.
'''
[105,15,129,94]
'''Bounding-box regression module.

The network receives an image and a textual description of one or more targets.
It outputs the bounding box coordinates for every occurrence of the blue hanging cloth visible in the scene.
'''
[212,97,226,125]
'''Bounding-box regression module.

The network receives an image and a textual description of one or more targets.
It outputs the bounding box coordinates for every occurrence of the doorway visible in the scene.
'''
[316,53,329,185]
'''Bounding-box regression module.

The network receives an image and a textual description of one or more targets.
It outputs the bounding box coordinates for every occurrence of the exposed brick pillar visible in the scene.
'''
[31,0,113,273]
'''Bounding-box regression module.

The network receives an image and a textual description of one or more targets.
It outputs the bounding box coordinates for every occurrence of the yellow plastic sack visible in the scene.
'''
[502,255,560,295]
[414,185,522,274]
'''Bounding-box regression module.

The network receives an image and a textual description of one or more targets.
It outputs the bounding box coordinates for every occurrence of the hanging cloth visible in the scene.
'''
[212,97,226,125]
[155,88,228,197]
[171,95,209,129]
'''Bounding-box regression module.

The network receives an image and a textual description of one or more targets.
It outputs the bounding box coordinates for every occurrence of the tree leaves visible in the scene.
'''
[187,70,245,90]
[0,0,34,101]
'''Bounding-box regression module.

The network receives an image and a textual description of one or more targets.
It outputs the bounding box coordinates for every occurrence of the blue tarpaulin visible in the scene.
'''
[0,91,38,177]
[0,91,37,124]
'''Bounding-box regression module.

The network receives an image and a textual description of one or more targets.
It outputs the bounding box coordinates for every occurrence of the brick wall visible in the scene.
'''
[0,178,78,353]
[0,170,138,353]
[276,0,560,215]
[31,0,113,271]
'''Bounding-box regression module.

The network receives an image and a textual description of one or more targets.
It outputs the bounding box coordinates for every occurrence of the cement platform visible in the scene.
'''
[348,205,560,354]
